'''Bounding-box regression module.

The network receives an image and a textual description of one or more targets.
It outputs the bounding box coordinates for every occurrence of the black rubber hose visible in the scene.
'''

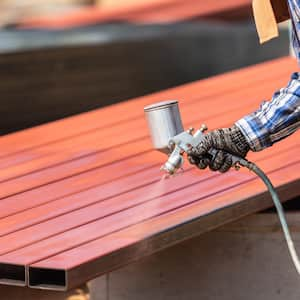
[239,159,300,274]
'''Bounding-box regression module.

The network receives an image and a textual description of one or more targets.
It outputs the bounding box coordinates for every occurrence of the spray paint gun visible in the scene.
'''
[144,100,246,175]
[144,100,300,275]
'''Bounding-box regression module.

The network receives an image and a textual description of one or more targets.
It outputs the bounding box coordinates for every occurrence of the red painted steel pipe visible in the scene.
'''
[0,57,294,158]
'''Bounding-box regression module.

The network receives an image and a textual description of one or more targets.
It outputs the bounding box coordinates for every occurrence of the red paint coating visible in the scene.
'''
[30,160,300,271]
[0,57,297,289]
[0,57,294,158]
[0,75,291,199]
[0,144,298,264]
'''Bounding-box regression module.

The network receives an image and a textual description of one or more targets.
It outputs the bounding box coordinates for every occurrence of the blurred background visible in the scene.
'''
[0,0,290,134]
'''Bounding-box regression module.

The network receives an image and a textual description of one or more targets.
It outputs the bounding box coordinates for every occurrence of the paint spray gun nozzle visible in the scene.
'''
[144,100,214,175]
[159,126,208,175]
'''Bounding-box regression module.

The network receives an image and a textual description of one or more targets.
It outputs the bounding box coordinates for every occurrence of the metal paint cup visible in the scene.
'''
[144,100,184,153]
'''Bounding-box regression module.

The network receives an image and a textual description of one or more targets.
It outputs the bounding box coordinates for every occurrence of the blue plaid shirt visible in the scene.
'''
[236,0,300,151]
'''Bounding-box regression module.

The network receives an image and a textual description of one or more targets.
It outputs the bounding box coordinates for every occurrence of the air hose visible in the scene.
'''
[239,159,300,274]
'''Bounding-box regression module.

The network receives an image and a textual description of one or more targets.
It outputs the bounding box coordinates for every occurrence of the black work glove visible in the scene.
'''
[188,125,250,173]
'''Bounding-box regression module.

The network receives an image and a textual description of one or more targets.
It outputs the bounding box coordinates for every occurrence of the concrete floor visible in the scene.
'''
[0,284,89,300]
[90,212,300,300]
[1,211,299,300]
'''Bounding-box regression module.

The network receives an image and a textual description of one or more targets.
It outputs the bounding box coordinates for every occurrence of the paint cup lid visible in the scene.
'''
[144,100,178,112]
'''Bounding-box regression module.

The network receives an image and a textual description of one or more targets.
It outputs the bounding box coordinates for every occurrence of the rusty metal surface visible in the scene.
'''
[0,57,297,290]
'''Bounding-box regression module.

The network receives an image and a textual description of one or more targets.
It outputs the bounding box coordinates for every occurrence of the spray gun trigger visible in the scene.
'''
[168,140,176,152]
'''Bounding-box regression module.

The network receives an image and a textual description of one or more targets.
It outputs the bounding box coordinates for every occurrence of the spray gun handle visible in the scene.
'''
[207,148,247,171]
[194,125,246,171]
[168,125,248,173]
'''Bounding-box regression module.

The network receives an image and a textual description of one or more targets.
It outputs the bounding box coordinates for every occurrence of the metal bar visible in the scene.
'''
[0,76,292,213]
[0,164,168,236]
[0,151,159,220]
[0,57,294,158]
[0,263,25,287]
[28,267,65,290]
[0,170,251,255]
[28,166,300,290]
[0,57,296,290]
[0,137,296,255]
[0,148,297,287]
[0,91,279,196]
[0,138,295,237]
[0,139,293,253]
[0,73,289,178]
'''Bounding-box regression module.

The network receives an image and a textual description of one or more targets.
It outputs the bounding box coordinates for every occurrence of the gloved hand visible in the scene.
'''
[187,125,250,173]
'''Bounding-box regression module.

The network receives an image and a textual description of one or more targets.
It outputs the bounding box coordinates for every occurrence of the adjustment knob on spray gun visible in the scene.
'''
[144,100,300,275]
[161,124,209,174]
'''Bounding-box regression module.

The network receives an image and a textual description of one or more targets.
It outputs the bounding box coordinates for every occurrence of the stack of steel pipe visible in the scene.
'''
[0,57,298,291]
[0,21,289,134]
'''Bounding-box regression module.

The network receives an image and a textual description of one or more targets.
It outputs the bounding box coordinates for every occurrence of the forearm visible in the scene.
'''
[235,72,300,151]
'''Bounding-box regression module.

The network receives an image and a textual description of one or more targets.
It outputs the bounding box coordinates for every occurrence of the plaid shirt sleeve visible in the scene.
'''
[235,72,300,152]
